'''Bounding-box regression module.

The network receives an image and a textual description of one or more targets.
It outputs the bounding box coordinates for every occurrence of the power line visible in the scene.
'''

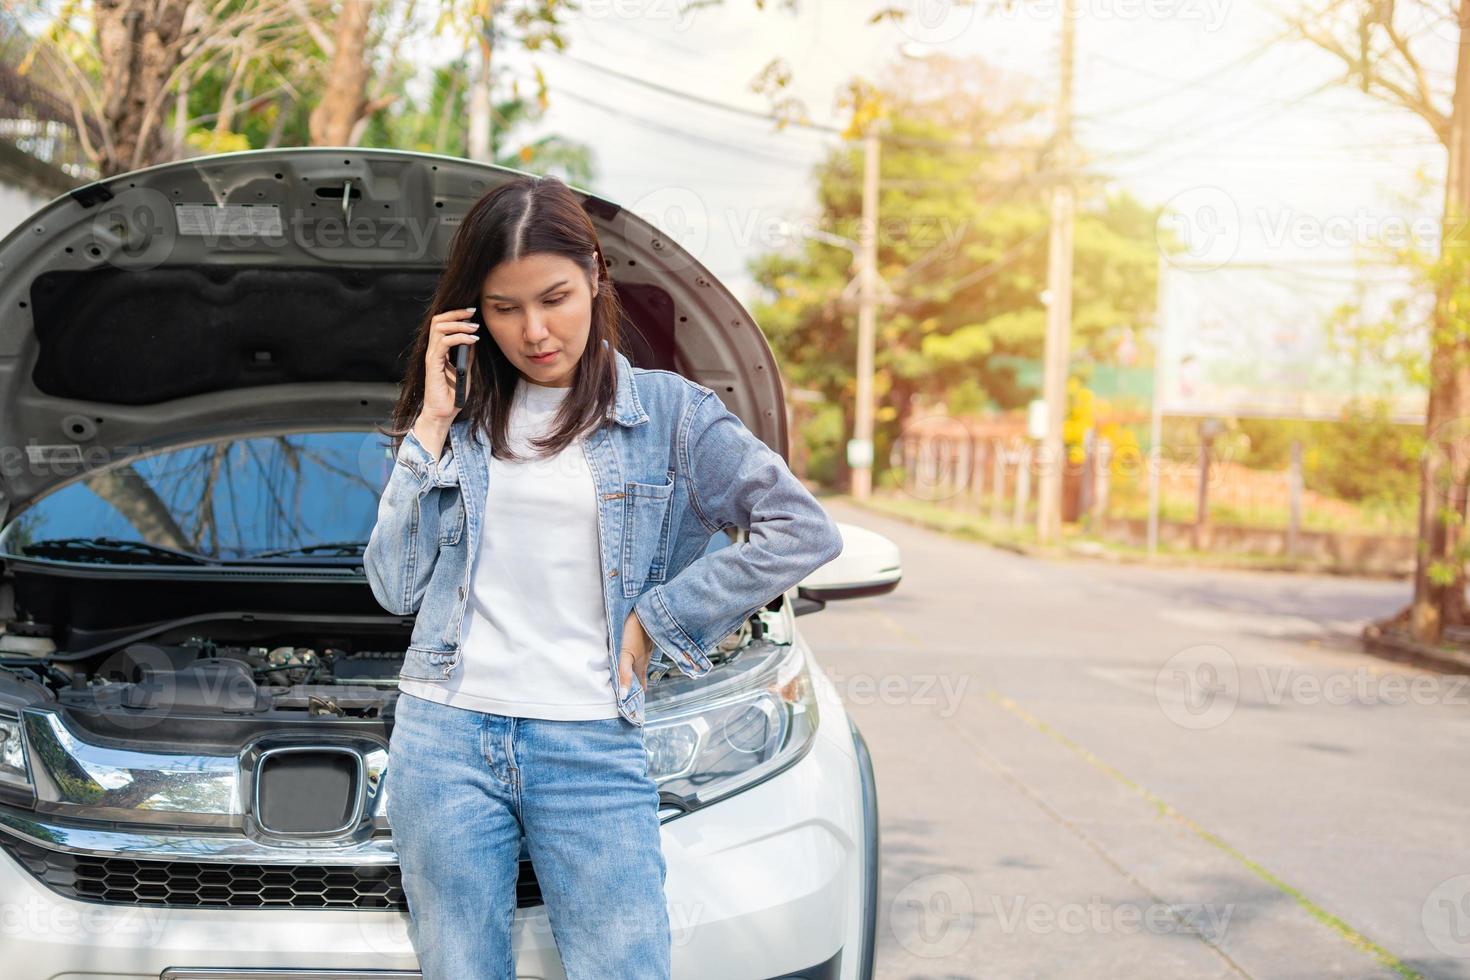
[1074,114,1439,153]
[546,49,847,135]
[1078,36,1303,115]
[1087,77,1344,170]
[544,48,1045,154]
[552,86,818,169]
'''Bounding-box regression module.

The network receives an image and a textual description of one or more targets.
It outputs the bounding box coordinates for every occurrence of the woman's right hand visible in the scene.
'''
[421,307,482,423]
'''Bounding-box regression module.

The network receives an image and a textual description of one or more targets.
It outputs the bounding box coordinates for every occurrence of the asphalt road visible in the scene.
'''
[802,498,1470,980]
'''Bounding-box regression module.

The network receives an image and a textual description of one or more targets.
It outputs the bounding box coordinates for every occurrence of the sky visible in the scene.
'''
[3,1,1431,413]
[470,0,1447,297]
[463,0,1445,414]
[12,0,1438,414]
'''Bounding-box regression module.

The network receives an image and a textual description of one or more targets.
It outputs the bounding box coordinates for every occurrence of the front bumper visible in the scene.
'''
[0,697,875,980]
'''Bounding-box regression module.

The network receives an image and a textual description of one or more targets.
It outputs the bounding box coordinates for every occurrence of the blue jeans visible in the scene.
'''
[385,690,673,979]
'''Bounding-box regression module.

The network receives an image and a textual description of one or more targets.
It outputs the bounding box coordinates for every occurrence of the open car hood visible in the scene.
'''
[0,147,788,522]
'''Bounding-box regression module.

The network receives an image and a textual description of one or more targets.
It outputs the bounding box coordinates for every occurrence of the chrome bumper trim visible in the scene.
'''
[0,803,399,864]
[161,971,421,979]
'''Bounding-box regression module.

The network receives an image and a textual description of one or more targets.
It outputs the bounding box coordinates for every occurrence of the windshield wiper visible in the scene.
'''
[244,541,369,560]
[19,536,217,566]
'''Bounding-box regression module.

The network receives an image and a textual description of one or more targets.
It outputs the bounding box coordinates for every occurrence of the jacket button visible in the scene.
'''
[458,585,466,600]
[608,568,618,578]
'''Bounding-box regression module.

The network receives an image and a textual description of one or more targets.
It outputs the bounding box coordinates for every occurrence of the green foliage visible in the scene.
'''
[800,402,847,488]
[363,58,595,184]
[179,2,322,151]
[1228,400,1421,510]
[1429,559,1459,587]
[165,0,593,180]
[748,53,1159,488]
[185,128,251,155]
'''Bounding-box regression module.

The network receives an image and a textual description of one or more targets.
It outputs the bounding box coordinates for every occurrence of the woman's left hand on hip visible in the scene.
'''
[618,609,654,698]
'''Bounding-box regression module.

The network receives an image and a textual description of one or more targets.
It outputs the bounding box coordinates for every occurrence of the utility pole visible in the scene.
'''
[1037,0,1076,545]
[850,121,881,500]
[467,13,496,162]
[1147,251,1168,557]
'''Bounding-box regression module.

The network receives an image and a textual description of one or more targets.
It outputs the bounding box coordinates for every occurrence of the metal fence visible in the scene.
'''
[0,55,100,181]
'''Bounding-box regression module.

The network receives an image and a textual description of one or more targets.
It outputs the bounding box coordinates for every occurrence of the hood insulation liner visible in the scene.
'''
[28,266,677,406]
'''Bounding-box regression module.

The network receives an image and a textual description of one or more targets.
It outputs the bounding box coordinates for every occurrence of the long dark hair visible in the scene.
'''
[381,173,627,461]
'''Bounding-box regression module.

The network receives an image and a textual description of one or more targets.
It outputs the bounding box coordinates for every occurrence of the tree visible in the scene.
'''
[308,0,394,146]
[1290,0,1470,642]
[747,53,1158,489]
[16,0,307,175]
[360,56,595,184]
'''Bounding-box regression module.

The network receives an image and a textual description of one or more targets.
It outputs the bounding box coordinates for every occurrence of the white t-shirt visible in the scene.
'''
[397,377,622,719]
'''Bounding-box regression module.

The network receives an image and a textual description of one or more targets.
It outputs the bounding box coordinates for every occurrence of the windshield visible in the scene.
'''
[0,430,396,565]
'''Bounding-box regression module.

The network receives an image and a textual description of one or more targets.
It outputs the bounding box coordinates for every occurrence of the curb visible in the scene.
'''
[1362,625,1470,675]
[827,495,1409,581]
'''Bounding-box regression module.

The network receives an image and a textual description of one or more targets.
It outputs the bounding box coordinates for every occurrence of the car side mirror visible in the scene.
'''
[793,522,901,615]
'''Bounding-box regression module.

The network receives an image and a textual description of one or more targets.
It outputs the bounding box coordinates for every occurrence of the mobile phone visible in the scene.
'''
[453,327,475,408]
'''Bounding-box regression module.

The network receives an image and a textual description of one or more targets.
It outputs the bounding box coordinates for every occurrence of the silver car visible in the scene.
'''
[0,148,899,980]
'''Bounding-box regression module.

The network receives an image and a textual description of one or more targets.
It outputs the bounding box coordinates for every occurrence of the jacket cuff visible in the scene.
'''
[632,585,715,680]
[396,428,459,492]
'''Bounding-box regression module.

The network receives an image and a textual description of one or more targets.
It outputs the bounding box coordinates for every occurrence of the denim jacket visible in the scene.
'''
[362,342,845,727]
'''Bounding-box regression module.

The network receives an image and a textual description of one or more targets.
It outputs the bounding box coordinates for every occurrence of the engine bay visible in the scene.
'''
[3,633,413,718]
[0,614,757,727]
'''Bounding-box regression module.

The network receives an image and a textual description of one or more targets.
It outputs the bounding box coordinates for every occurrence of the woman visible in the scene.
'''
[366,174,843,979]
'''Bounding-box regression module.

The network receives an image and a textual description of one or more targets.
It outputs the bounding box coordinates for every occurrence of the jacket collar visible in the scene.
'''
[605,340,649,427]
[458,339,646,445]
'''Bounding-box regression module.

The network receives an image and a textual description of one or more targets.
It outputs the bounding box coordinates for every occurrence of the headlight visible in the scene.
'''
[0,707,32,793]
[645,640,818,812]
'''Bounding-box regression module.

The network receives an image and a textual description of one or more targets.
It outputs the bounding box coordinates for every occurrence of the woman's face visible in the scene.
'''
[480,251,598,388]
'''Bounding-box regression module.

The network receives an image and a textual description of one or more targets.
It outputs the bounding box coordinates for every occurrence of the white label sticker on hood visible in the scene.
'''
[174,204,283,237]
[26,445,83,466]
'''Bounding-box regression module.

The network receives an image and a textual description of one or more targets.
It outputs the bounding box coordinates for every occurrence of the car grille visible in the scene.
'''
[0,831,544,910]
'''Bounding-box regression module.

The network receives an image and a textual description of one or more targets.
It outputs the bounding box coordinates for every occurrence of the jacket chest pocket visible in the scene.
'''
[437,489,465,547]
[621,469,676,598]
